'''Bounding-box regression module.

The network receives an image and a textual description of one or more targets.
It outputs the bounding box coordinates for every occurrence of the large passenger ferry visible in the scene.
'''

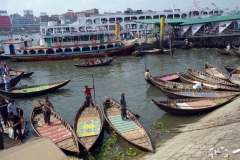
[39,3,228,39]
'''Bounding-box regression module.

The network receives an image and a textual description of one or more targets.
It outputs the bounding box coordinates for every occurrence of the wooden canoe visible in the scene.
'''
[74,58,114,67]
[215,48,230,55]
[163,48,176,54]
[178,72,239,91]
[187,68,236,86]
[234,50,240,57]
[224,65,237,73]
[10,69,34,77]
[31,100,80,153]
[143,48,163,54]
[0,72,23,88]
[73,100,103,151]
[1,106,26,135]
[103,97,154,152]
[152,73,180,82]
[204,62,229,80]
[0,79,71,98]
[232,45,239,51]
[229,68,240,85]
[151,96,235,115]
[157,85,240,99]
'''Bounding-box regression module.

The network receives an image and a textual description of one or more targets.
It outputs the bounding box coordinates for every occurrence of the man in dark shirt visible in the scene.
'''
[119,93,127,121]
[41,96,54,125]
[7,112,23,144]
[0,99,8,127]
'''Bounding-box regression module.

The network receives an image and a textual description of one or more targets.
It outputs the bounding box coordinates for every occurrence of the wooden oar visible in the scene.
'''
[92,75,95,100]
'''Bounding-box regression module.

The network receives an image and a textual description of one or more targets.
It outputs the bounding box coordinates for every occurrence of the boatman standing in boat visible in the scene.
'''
[84,85,94,107]
[226,44,231,51]
[144,69,151,81]
[3,71,11,92]
[120,93,127,121]
[41,96,55,126]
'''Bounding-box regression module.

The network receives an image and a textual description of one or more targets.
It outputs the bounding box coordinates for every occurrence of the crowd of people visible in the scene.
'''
[83,57,109,65]
[0,98,23,150]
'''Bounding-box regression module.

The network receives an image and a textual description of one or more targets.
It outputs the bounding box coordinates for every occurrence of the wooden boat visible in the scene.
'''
[0,73,23,88]
[215,48,230,55]
[1,106,26,135]
[0,79,71,98]
[74,58,114,67]
[232,45,239,51]
[181,44,191,50]
[143,48,163,54]
[132,50,143,57]
[155,73,180,81]
[163,48,176,54]
[31,100,80,153]
[229,68,240,85]
[9,69,34,77]
[151,96,235,115]
[234,50,240,57]
[157,86,240,99]
[73,100,103,151]
[103,97,154,152]
[178,72,239,91]
[187,68,236,86]
[224,65,238,73]
[204,62,229,80]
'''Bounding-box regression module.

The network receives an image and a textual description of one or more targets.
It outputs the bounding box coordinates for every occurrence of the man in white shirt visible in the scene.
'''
[145,69,151,80]
[7,99,18,116]
[193,82,202,90]
[3,72,11,92]
[226,44,230,51]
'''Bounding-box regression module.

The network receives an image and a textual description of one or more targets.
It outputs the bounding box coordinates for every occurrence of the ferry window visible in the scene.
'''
[63,37,71,42]
[80,35,89,41]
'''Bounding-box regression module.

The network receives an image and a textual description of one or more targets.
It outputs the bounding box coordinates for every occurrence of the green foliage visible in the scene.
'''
[153,121,171,135]
[97,132,141,160]
[126,148,141,157]
[153,121,164,129]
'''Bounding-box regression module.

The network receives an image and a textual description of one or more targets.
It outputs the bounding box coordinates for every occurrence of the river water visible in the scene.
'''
[1,33,239,156]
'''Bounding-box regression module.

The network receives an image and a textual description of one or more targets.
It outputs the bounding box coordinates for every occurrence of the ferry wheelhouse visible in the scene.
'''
[2,31,134,61]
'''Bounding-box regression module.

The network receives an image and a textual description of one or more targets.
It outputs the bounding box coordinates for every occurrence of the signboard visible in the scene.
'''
[192,24,202,35]
[0,10,7,14]
[150,28,159,33]
[164,9,180,12]
[40,12,47,16]
[180,25,190,36]
[219,21,232,33]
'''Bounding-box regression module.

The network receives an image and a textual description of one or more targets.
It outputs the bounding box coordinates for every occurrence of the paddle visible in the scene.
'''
[15,70,23,87]
[92,75,95,100]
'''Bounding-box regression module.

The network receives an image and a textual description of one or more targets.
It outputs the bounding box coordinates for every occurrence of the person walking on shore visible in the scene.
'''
[119,93,127,121]
[84,85,94,107]
[40,96,54,126]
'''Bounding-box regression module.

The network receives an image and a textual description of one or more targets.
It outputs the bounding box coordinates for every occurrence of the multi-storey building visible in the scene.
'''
[0,10,12,30]
[11,10,39,30]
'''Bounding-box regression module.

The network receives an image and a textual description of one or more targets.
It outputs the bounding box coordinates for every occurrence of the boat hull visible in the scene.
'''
[9,45,134,62]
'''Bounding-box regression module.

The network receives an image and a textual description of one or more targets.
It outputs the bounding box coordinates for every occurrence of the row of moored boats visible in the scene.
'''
[146,62,240,115]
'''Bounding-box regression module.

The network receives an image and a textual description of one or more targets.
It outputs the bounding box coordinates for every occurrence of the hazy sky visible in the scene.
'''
[0,0,239,16]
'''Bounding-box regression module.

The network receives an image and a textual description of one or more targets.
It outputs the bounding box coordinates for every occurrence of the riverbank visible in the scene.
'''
[140,96,240,160]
